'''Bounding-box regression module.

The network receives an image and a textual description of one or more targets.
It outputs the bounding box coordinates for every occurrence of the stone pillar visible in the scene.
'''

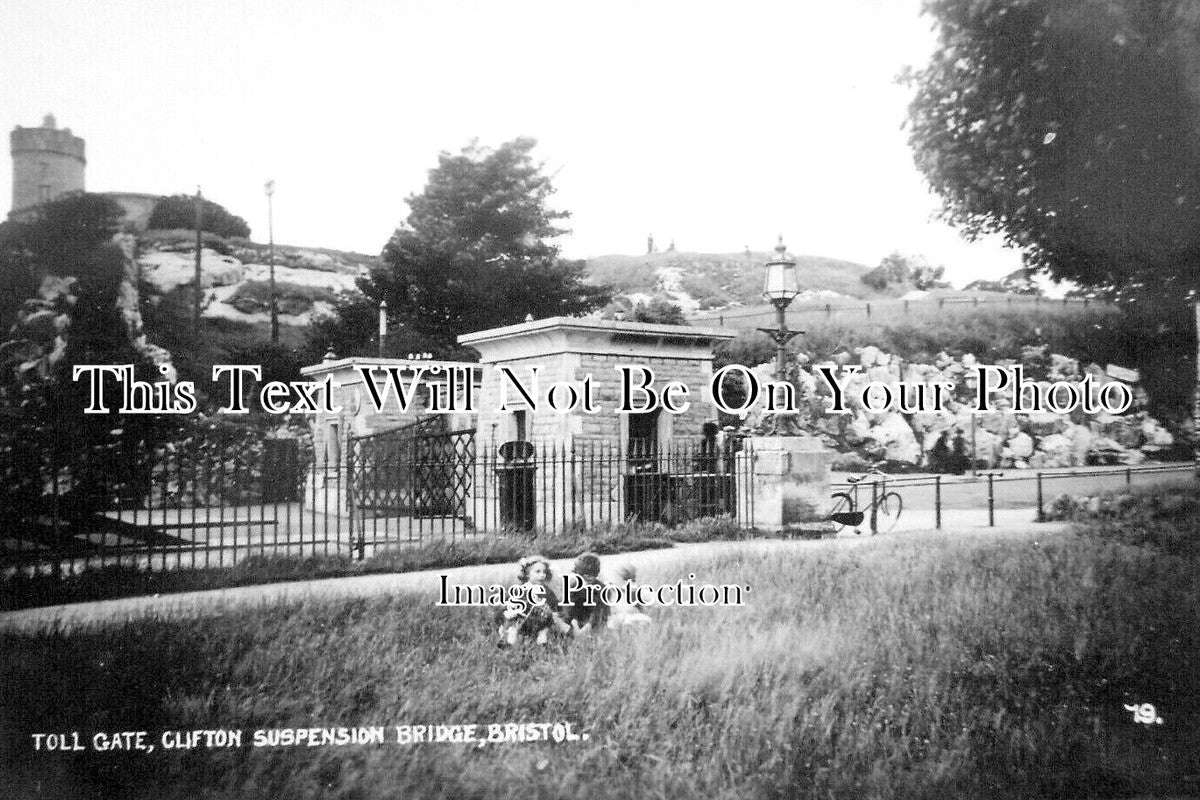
[747,435,833,535]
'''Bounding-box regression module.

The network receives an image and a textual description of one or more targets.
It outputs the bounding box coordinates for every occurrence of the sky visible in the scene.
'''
[1,0,1026,286]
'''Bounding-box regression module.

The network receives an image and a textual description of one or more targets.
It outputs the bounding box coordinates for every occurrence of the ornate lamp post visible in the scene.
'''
[756,236,806,434]
[741,236,831,537]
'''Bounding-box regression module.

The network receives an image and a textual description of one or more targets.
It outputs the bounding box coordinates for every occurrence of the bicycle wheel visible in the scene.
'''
[872,491,903,534]
[828,492,857,532]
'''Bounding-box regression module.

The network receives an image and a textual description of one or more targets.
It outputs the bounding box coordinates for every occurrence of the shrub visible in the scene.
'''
[148,195,250,239]
[139,228,233,255]
[1045,480,1200,558]
[227,280,343,316]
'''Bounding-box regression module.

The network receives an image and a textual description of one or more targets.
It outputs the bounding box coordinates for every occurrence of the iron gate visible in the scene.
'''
[348,419,476,520]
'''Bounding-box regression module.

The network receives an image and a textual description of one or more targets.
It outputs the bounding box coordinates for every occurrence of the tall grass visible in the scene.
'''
[3,519,1197,799]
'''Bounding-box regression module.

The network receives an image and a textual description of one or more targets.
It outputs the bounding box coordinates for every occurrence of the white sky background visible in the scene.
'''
[1,0,1026,287]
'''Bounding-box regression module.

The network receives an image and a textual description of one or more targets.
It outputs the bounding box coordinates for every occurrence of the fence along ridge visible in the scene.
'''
[692,293,1105,324]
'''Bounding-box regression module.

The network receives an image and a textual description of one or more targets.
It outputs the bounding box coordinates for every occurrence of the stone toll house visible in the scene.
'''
[299,317,835,536]
[459,317,733,449]
[460,317,736,530]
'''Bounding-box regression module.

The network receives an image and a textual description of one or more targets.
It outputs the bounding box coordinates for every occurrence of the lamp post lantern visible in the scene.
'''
[264,179,278,344]
[758,235,803,381]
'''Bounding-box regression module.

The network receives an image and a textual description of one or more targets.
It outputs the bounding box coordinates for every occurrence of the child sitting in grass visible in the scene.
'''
[606,565,653,628]
[560,551,611,636]
[496,555,570,647]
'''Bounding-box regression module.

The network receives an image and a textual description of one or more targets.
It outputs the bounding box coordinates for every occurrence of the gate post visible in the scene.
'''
[746,435,833,536]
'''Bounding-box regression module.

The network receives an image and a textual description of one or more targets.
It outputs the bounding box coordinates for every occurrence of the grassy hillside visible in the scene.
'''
[586,251,882,309]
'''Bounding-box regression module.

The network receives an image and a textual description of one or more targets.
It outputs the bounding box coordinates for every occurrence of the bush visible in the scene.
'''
[1046,480,1200,558]
[139,228,233,255]
[228,280,343,316]
[148,195,250,239]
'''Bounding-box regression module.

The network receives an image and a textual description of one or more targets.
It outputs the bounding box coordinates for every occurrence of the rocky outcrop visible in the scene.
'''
[737,344,1176,472]
[135,237,364,327]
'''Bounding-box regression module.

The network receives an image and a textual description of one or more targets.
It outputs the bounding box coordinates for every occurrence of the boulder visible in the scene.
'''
[1004,431,1034,460]
[139,249,245,293]
[1140,419,1174,451]
[845,412,872,445]
[979,408,1018,437]
[1035,433,1073,467]
[969,427,999,465]
[1065,423,1093,466]
[1123,448,1147,465]
[869,412,921,465]
[1048,354,1080,381]
[856,345,882,367]
[1025,411,1065,436]
[1088,437,1127,465]
[1099,416,1143,448]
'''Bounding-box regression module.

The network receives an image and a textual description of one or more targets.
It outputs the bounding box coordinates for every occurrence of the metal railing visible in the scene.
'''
[829,461,1196,533]
[1,434,756,576]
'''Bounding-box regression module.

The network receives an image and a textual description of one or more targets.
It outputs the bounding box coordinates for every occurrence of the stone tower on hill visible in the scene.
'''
[10,114,86,213]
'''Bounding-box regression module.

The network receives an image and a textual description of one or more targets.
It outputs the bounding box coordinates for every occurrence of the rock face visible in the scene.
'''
[746,346,1178,472]
[139,249,245,292]
[135,237,364,327]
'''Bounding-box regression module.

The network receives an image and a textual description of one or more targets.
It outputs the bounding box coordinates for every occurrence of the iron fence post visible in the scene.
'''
[1036,472,1045,522]
[870,480,879,534]
[348,439,362,560]
[987,473,995,526]
[935,475,942,529]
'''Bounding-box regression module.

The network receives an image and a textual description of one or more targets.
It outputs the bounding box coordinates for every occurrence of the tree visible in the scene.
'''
[630,297,687,325]
[1,194,185,522]
[321,138,611,355]
[861,251,949,292]
[905,0,1200,301]
[963,269,1041,296]
[148,194,251,239]
[0,193,124,330]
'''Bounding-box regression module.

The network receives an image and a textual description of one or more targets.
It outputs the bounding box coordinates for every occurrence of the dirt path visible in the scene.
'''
[0,513,1070,634]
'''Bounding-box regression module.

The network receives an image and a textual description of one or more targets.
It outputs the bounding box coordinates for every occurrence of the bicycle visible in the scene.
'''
[828,462,903,535]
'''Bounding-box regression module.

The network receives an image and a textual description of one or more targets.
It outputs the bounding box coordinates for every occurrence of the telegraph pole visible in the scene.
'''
[193,187,203,339]
[378,299,388,359]
[265,179,278,343]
